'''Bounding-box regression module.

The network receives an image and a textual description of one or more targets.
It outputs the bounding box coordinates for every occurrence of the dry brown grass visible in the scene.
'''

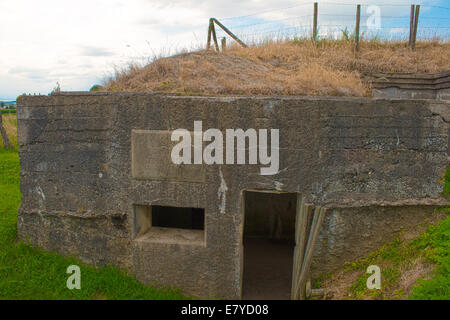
[103,39,450,97]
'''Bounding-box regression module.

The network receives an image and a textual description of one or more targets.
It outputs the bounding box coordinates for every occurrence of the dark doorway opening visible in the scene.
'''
[242,191,297,300]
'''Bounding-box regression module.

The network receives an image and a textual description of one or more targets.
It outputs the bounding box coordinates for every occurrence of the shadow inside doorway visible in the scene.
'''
[242,191,297,300]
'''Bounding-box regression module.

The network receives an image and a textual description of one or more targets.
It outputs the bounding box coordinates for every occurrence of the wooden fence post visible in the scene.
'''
[313,2,318,42]
[411,5,420,50]
[207,18,213,50]
[212,18,247,48]
[408,4,415,48]
[355,4,361,51]
[221,37,226,52]
[207,18,248,50]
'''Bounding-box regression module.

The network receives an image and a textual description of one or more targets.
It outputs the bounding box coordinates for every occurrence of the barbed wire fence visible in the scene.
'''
[206,2,450,51]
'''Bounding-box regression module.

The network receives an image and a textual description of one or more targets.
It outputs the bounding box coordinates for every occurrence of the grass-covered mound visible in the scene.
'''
[104,40,450,97]
[317,208,449,300]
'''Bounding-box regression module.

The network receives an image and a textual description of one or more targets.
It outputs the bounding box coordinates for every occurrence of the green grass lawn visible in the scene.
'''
[444,167,450,196]
[0,149,186,300]
[337,209,450,300]
[408,210,450,300]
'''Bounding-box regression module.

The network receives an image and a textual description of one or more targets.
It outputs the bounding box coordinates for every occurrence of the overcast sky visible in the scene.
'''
[0,0,448,100]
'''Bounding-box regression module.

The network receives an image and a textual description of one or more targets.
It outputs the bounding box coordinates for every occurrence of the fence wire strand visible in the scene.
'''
[213,1,450,44]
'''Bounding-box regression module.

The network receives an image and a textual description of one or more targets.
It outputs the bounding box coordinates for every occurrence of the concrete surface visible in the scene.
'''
[16,92,450,299]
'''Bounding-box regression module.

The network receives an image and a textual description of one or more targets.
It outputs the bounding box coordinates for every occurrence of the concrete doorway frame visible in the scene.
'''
[239,189,299,300]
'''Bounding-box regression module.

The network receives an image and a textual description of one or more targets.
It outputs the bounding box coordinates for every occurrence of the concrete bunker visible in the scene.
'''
[16,93,449,299]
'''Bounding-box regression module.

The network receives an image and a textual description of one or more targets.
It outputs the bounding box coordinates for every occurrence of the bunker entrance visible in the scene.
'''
[242,191,297,300]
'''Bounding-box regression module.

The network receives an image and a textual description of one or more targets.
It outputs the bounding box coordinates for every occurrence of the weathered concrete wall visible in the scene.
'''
[373,87,450,101]
[17,93,449,299]
[371,71,450,101]
[313,204,442,277]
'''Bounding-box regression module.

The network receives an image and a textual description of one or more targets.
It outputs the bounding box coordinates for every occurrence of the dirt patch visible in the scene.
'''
[399,259,435,297]
[243,238,294,300]
[322,270,362,300]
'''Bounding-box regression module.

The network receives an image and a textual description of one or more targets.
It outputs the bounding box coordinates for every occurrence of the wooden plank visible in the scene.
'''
[291,246,300,299]
[297,207,326,299]
[211,22,220,52]
[292,203,308,299]
[291,196,306,299]
[212,18,247,48]
[291,198,299,299]
[293,203,314,299]
[297,206,321,299]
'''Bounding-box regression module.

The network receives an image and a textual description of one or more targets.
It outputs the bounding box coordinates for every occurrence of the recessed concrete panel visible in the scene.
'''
[131,129,205,182]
